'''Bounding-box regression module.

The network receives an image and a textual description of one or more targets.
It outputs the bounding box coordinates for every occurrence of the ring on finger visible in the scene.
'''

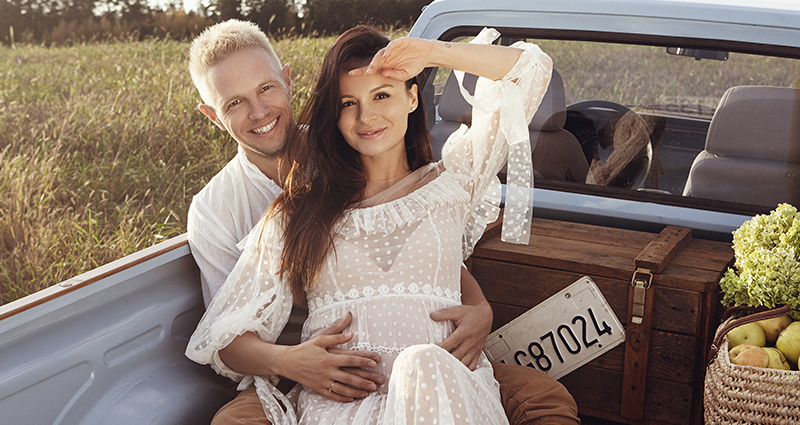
[329,381,336,392]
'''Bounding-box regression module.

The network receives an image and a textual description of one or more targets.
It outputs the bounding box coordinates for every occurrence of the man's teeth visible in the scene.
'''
[253,120,276,134]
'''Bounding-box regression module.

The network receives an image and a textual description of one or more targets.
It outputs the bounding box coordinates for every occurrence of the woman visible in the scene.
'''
[187,25,552,424]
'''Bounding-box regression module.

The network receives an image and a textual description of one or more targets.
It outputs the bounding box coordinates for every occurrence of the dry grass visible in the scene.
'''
[0,35,338,304]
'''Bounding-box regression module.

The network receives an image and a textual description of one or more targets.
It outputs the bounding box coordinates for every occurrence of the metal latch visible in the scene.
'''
[630,268,653,324]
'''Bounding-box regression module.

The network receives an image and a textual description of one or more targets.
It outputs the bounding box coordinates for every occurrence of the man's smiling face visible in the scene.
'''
[200,46,294,164]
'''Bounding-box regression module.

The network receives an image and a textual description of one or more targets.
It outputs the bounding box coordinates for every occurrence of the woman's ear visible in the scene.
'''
[408,83,419,113]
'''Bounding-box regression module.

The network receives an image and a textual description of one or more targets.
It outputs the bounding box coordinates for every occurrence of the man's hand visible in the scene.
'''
[219,312,384,403]
[431,302,493,371]
[282,312,384,402]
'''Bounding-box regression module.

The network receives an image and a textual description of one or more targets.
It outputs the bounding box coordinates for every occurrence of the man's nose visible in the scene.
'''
[249,100,270,120]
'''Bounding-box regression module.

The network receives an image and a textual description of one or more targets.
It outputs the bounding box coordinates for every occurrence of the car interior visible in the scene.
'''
[425,34,800,217]
[430,69,590,184]
[682,85,800,208]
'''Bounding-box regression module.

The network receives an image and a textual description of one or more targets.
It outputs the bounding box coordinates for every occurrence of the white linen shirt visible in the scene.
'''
[187,147,283,307]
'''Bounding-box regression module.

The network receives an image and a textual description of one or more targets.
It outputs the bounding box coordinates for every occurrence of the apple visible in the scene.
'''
[763,347,791,370]
[756,315,793,344]
[776,321,800,366]
[726,322,767,348]
[729,344,770,368]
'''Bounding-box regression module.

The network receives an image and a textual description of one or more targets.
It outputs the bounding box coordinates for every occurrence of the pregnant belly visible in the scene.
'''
[303,295,458,380]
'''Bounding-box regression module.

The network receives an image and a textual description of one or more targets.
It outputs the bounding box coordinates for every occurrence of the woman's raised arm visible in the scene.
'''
[350,32,524,82]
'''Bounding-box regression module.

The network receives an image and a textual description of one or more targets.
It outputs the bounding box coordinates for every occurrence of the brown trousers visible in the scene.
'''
[211,361,579,425]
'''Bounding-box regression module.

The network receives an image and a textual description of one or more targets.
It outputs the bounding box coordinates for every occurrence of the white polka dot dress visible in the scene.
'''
[186,33,552,425]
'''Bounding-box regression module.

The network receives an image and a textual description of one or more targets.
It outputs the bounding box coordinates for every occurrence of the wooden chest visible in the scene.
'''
[469,218,734,425]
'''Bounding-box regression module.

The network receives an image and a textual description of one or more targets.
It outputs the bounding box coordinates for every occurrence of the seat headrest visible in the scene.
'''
[437,72,478,124]
[529,69,566,132]
[436,69,567,132]
[705,85,800,162]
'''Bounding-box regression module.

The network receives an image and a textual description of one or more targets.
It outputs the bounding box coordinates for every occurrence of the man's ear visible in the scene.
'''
[198,104,226,131]
[282,64,292,96]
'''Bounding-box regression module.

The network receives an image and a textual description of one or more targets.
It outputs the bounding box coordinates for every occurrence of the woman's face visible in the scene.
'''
[337,71,418,167]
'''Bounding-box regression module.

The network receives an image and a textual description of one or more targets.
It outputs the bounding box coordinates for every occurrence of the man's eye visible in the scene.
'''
[229,99,240,107]
[261,85,273,92]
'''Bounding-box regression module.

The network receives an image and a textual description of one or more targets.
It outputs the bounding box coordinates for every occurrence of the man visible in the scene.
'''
[187,19,580,425]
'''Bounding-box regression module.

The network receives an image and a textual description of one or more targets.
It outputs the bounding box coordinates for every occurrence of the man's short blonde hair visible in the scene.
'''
[189,19,281,103]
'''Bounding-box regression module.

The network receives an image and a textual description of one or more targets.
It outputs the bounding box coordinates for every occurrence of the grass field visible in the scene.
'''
[0,35,340,304]
[1,33,798,305]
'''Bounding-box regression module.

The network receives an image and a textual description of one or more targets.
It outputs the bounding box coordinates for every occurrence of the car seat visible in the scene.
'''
[682,85,800,207]
[429,69,589,183]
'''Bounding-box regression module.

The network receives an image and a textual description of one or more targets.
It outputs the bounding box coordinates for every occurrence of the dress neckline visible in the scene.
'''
[357,163,441,208]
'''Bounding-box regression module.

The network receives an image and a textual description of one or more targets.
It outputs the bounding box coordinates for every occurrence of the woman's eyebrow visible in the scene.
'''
[342,83,395,98]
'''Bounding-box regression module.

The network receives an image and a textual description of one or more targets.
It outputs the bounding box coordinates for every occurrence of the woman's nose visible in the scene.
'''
[357,105,376,123]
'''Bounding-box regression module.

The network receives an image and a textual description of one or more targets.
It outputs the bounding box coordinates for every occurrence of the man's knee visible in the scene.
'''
[492,361,580,425]
[211,386,270,425]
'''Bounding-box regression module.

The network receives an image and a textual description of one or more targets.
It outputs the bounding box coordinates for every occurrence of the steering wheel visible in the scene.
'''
[564,100,653,189]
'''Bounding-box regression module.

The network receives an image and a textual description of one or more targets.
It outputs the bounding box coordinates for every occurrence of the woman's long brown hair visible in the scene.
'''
[270,25,432,302]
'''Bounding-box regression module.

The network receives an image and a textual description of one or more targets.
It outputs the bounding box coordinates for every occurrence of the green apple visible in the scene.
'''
[729,344,770,368]
[763,347,791,370]
[727,322,767,348]
[776,321,800,366]
[756,315,793,344]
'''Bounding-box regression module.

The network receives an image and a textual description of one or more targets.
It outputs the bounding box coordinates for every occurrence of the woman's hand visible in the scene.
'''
[349,37,435,81]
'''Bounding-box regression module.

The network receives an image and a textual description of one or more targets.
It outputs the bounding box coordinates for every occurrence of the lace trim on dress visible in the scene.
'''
[352,343,407,355]
[308,283,460,312]
[338,170,471,239]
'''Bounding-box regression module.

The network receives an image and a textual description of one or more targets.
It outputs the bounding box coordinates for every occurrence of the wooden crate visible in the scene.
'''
[469,218,734,425]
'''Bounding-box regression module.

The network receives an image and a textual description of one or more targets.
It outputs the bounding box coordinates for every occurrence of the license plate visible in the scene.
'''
[483,276,625,380]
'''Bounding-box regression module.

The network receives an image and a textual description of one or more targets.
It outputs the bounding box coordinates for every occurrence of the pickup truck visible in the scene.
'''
[2,0,798,423]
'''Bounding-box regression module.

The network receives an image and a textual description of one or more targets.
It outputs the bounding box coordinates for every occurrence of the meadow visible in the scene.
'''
[1,33,798,305]
[0,35,338,304]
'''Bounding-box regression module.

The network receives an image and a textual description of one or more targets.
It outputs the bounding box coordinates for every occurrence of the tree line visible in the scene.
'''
[0,0,430,45]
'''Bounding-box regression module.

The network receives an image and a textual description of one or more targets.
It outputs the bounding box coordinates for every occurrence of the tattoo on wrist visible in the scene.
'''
[445,43,452,48]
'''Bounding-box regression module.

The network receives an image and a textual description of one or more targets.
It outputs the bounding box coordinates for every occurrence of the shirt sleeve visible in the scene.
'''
[185,214,293,381]
[186,205,298,424]
[441,30,553,256]
[187,200,243,307]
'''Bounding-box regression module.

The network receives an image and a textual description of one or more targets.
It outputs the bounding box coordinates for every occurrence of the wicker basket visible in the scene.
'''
[704,305,800,424]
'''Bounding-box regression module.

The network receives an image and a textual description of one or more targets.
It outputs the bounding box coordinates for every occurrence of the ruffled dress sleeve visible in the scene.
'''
[185,213,297,424]
[441,28,553,257]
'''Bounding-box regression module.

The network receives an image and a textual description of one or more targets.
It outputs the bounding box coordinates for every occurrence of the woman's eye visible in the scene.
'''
[261,85,272,92]
[376,93,389,100]
[342,101,355,108]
